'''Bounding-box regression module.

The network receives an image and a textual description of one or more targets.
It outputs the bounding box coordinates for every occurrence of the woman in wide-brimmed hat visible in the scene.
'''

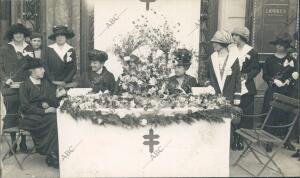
[207,30,242,151]
[44,25,77,87]
[0,23,32,154]
[231,27,261,147]
[167,48,198,95]
[75,49,115,93]
[262,32,298,152]
[19,57,60,168]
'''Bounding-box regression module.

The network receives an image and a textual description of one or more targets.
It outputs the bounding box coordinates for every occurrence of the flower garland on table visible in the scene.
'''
[60,93,241,129]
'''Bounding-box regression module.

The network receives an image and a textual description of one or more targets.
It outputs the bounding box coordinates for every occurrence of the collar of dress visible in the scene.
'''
[231,44,253,68]
[29,76,41,85]
[211,49,238,92]
[96,67,104,75]
[48,43,73,62]
[8,41,29,53]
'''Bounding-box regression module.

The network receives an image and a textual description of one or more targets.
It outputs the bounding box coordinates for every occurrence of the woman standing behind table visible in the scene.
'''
[207,30,242,150]
[44,25,77,88]
[231,27,260,129]
[262,33,298,152]
[0,23,32,154]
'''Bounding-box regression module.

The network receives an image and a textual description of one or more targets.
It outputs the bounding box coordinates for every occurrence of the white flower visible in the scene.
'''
[292,72,299,80]
[149,77,157,86]
[97,118,103,124]
[140,119,147,126]
[137,80,143,85]
[130,100,136,108]
[124,56,130,61]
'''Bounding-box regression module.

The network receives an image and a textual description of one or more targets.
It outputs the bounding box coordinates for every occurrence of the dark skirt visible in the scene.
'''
[21,113,58,155]
[2,91,20,129]
[240,93,255,129]
[262,86,292,137]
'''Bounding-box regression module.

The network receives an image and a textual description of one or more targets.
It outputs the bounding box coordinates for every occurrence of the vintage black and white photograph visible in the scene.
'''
[0,0,299,177]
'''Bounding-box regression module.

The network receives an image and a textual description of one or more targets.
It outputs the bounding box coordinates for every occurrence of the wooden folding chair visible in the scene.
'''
[1,126,23,169]
[233,93,299,177]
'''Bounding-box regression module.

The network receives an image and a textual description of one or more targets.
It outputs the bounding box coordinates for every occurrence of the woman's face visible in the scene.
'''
[90,60,104,72]
[232,34,241,44]
[55,35,67,45]
[13,32,25,42]
[275,44,287,53]
[31,67,45,79]
[30,38,42,50]
[212,42,223,52]
[175,65,186,77]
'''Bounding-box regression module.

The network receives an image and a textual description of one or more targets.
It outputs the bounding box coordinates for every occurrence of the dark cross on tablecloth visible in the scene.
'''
[140,0,156,11]
[143,128,160,153]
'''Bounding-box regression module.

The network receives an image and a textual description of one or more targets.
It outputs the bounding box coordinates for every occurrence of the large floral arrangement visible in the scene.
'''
[112,10,183,96]
[59,10,240,128]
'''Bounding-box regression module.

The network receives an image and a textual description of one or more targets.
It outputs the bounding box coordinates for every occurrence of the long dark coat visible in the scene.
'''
[0,43,31,129]
[19,78,59,155]
[207,51,241,104]
[43,43,77,83]
[232,44,261,128]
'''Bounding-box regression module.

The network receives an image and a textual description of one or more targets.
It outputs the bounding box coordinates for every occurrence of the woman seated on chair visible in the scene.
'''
[19,57,60,168]
[167,48,198,95]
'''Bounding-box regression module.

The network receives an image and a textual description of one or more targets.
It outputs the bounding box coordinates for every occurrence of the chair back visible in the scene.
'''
[261,93,299,142]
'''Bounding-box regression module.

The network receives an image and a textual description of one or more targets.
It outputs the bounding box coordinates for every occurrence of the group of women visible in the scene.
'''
[0,22,299,170]
[208,28,299,159]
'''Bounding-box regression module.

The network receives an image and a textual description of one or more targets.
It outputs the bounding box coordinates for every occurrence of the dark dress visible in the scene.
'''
[207,51,241,104]
[262,54,297,136]
[0,43,31,129]
[19,78,59,155]
[78,67,116,93]
[44,43,77,83]
[167,74,198,94]
[238,47,260,129]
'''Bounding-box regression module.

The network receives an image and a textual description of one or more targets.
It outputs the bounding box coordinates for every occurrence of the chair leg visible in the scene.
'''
[21,146,37,165]
[256,147,282,177]
[233,141,251,166]
[249,143,264,164]
[2,134,23,170]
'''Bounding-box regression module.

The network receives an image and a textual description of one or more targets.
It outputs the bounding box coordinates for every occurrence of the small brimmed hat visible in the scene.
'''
[88,49,108,63]
[30,32,43,40]
[211,30,233,44]
[270,32,292,48]
[173,48,192,69]
[48,25,75,40]
[5,23,31,41]
[24,56,44,70]
[231,27,250,42]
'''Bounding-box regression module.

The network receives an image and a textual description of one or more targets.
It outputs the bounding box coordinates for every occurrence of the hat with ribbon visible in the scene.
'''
[270,32,292,48]
[173,48,193,69]
[48,25,75,40]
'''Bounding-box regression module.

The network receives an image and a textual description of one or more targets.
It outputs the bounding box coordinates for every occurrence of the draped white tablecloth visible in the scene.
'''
[57,108,231,177]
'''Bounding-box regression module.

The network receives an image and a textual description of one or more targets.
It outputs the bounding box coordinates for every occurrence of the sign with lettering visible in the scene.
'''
[263,4,288,23]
